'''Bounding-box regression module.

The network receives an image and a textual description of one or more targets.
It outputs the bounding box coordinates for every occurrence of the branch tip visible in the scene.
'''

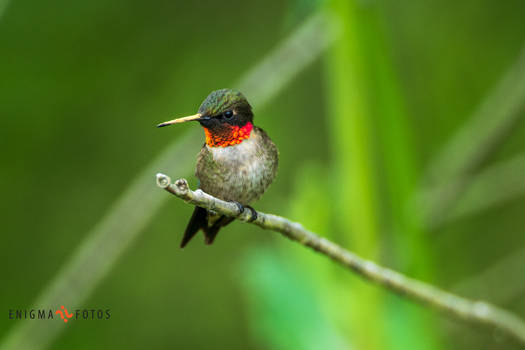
[156,173,171,188]
[175,178,189,192]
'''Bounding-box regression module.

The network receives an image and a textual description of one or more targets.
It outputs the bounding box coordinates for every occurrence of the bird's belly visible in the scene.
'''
[197,140,276,204]
[217,159,268,203]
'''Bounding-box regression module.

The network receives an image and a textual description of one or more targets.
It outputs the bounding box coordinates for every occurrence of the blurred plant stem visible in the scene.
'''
[429,151,525,224]
[454,245,525,307]
[0,131,201,350]
[324,1,382,348]
[0,12,336,350]
[239,249,349,350]
[445,242,525,340]
[447,154,525,308]
[157,173,525,346]
[324,0,440,348]
[240,163,352,350]
[420,45,525,229]
[0,0,9,20]
[238,11,337,108]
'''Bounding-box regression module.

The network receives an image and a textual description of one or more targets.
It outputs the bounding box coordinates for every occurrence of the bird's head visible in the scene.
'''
[158,89,254,147]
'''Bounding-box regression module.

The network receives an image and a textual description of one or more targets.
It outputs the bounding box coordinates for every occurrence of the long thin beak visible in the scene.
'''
[157,113,203,127]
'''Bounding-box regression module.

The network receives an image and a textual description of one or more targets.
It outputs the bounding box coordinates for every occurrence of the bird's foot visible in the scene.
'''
[245,205,258,222]
[231,202,257,222]
[232,201,245,215]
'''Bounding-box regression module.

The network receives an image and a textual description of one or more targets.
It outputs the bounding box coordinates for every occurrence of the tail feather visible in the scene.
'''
[180,206,208,248]
[180,207,236,248]
[204,216,235,245]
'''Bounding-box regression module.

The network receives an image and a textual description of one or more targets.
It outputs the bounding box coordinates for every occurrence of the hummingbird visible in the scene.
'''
[157,89,278,247]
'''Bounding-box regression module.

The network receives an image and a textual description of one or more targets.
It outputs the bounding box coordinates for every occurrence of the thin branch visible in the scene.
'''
[156,173,525,346]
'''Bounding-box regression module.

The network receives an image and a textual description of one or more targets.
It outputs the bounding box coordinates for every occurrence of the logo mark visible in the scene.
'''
[55,306,73,323]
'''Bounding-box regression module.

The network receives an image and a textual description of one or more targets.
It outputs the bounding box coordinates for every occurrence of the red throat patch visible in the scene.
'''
[204,122,253,147]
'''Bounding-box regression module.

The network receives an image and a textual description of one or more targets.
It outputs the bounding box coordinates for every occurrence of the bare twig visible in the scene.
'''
[156,173,525,345]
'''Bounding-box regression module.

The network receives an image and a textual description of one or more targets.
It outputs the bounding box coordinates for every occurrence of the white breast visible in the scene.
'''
[205,132,270,204]
[208,133,259,163]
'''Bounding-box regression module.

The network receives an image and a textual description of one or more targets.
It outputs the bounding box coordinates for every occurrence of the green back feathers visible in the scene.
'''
[198,89,252,117]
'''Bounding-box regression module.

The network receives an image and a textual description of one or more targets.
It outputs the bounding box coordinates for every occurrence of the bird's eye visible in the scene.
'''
[224,110,233,119]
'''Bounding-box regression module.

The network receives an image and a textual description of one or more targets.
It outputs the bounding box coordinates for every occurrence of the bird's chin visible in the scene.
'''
[198,119,216,128]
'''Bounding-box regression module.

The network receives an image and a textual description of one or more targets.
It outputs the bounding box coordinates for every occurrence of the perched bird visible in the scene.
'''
[157,89,278,247]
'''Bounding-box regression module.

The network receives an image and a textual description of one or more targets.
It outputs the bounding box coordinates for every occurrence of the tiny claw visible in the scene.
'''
[245,205,258,222]
[232,201,245,215]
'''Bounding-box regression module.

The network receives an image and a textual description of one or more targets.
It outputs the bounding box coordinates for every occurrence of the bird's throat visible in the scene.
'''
[204,122,253,147]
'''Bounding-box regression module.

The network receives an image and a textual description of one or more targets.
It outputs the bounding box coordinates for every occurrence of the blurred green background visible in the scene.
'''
[1,0,525,349]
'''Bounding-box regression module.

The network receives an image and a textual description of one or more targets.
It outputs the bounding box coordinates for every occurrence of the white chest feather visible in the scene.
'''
[208,134,259,168]
[198,130,277,204]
